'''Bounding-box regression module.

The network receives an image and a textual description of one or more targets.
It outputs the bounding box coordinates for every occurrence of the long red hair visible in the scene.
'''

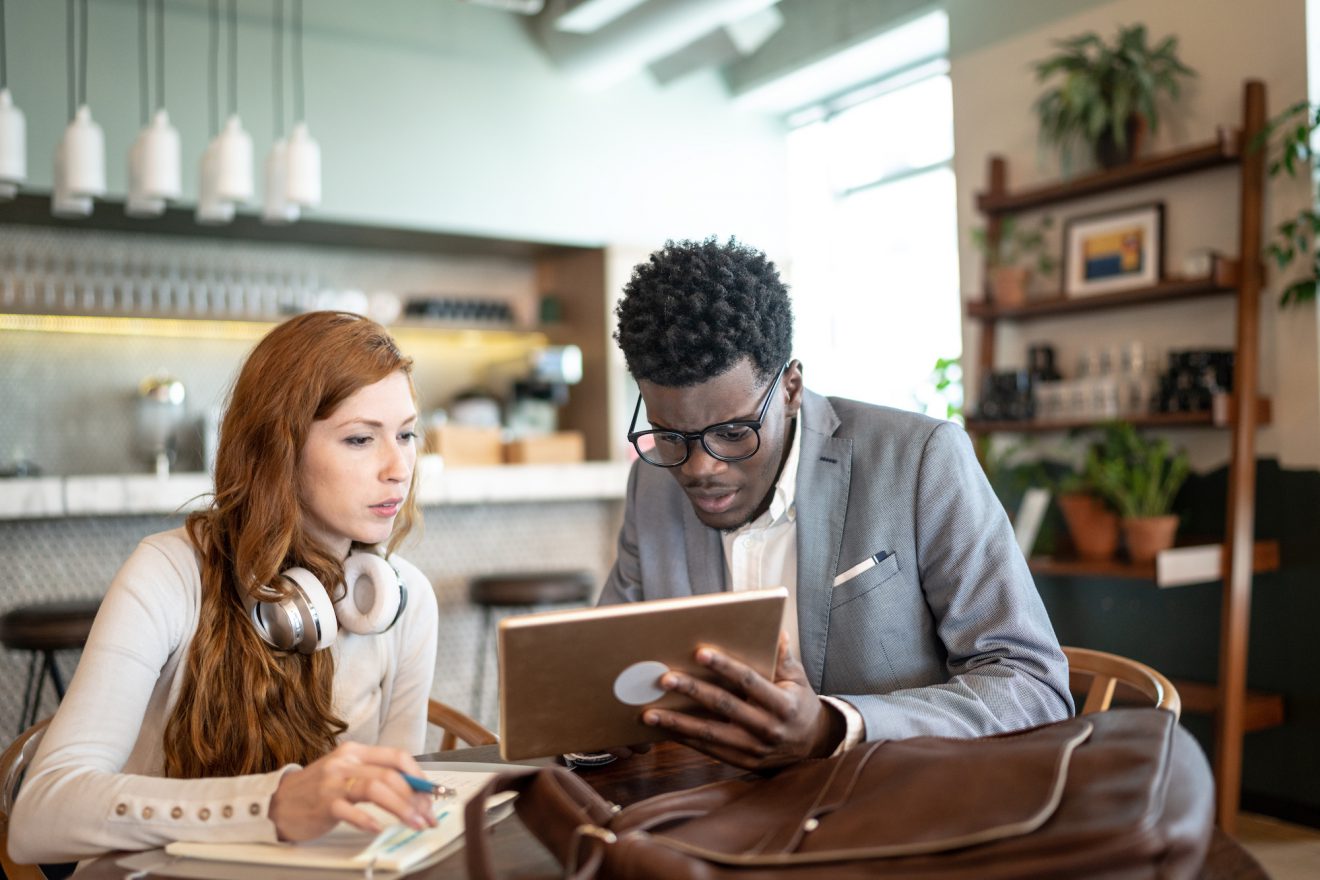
[164,311,420,778]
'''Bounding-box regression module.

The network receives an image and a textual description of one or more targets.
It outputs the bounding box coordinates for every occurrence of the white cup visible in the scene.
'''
[284,121,321,207]
[262,138,300,224]
[213,115,253,203]
[195,140,236,225]
[0,88,27,191]
[60,105,106,197]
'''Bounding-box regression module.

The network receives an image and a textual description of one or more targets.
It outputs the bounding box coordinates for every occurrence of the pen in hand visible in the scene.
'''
[400,771,455,799]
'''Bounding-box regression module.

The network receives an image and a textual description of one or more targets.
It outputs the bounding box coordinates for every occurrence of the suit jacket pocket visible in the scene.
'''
[830,552,901,609]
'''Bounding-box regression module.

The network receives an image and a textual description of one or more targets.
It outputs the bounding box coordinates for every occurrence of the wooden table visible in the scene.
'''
[78,740,1267,879]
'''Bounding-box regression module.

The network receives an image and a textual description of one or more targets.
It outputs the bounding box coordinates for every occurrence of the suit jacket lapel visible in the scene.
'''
[795,392,851,692]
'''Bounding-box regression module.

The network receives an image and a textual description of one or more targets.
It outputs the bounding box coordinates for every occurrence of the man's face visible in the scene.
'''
[638,358,802,531]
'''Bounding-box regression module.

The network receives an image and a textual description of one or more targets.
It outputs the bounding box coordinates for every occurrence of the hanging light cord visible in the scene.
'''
[273,0,283,135]
[138,0,148,125]
[293,0,303,122]
[227,0,237,118]
[156,0,164,110]
[1,0,8,90]
[78,0,87,108]
[208,0,218,134]
[66,0,74,119]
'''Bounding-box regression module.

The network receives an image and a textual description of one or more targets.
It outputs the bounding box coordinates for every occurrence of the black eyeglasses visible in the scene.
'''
[627,363,788,468]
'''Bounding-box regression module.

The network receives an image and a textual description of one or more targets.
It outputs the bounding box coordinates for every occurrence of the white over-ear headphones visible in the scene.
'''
[244,552,408,654]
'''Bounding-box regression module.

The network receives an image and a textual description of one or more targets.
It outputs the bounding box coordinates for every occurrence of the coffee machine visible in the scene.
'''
[503,345,583,437]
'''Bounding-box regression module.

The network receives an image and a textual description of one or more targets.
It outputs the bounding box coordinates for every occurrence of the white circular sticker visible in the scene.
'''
[612,660,669,706]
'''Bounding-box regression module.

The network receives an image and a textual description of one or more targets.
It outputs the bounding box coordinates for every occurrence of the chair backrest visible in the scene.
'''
[427,699,498,752]
[1,717,51,880]
[1062,646,1181,719]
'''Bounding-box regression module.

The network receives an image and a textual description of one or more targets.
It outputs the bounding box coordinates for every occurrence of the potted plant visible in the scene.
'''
[1053,456,1119,562]
[1086,422,1191,562]
[971,214,1056,307]
[1033,24,1196,171]
[1250,99,1320,307]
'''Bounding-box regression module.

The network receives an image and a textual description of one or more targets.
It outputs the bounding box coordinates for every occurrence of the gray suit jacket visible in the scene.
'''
[600,390,1073,741]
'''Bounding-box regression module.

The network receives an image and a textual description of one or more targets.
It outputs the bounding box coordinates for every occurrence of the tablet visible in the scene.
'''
[497,587,787,760]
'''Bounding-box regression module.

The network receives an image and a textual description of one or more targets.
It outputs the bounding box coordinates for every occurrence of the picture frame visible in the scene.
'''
[1062,202,1164,297]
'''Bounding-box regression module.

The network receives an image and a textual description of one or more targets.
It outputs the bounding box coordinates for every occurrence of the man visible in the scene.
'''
[601,237,1072,770]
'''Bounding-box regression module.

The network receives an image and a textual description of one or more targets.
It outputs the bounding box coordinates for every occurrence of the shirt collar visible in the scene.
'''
[765,412,801,525]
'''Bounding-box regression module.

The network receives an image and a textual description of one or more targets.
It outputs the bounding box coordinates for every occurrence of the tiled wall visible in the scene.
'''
[0,501,623,751]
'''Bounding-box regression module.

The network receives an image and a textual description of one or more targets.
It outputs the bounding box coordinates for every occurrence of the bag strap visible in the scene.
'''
[464,766,618,880]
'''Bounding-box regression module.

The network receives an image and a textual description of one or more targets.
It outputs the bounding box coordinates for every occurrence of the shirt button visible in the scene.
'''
[114,803,127,816]
[222,805,233,818]
[249,803,261,816]
[171,806,183,819]
[142,806,154,819]
[199,808,211,821]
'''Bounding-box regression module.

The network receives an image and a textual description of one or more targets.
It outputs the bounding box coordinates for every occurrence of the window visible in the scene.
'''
[786,55,962,421]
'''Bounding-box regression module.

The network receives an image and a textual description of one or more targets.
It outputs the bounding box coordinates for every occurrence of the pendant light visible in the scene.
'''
[283,0,320,207]
[196,0,234,224]
[127,0,180,217]
[0,0,27,200]
[213,0,252,203]
[53,0,99,217]
[262,0,297,223]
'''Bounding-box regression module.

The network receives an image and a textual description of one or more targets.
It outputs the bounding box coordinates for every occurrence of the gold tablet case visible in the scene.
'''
[497,588,787,760]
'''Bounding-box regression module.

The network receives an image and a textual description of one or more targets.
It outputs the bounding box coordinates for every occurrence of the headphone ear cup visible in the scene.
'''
[280,566,339,652]
[336,552,405,635]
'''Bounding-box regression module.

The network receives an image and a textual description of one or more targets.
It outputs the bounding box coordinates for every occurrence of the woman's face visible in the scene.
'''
[298,371,418,557]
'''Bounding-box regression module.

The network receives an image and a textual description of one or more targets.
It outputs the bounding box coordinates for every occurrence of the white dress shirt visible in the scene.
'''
[720,416,865,754]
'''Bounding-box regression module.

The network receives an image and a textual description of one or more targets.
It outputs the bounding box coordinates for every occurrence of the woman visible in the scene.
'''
[10,312,440,863]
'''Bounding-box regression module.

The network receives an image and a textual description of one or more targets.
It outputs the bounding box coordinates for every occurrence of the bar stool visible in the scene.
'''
[0,599,100,733]
[468,571,594,720]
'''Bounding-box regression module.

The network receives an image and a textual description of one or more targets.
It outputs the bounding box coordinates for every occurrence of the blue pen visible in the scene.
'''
[400,771,455,799]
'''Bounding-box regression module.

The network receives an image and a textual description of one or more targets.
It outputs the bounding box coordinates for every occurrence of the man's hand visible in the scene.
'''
[641,632,845,770]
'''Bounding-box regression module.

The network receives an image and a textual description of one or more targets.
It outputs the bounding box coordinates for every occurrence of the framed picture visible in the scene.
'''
[1062,202,1164,297]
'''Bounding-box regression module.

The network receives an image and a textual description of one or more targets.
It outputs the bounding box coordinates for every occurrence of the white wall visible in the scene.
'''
[3,0,790,254]
[951,0,1320,469]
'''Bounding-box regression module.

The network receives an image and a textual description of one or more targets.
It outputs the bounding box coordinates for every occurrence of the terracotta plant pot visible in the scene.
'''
[1122,515,1179,563]
[1093,115,1147,169]
[1056,493,1119,561]
[988,265,1030,307]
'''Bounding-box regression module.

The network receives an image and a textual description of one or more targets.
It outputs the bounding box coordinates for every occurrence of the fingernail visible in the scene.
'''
[412,812,427,829]
[643,710,659,725]
[660,673,676,688]
[696,648,713,663]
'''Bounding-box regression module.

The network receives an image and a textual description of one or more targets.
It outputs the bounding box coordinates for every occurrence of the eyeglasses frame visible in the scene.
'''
[626,362,789,468]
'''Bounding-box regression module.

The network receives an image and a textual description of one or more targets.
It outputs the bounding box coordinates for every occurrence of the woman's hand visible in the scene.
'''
[269,742,437,842]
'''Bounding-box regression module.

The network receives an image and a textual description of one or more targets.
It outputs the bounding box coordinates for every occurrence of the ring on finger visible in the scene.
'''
[345,776,359,796]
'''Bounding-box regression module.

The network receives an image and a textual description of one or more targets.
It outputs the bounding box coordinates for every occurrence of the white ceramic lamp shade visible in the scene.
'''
[126,136,166,217]
[284,121,320,207]
[140,109,182,200]
[213,114,253,203]
[195,138,235,225]
[51,138,92,217]
[262,138,299,224]
[0,88,27,200]
[60,105,106,197]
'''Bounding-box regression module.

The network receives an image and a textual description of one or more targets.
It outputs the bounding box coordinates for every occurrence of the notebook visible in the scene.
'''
[157,764,520,876]
[498,587,787,761]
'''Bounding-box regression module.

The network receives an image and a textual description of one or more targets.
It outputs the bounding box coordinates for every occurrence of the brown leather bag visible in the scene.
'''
[465,708,1214,879]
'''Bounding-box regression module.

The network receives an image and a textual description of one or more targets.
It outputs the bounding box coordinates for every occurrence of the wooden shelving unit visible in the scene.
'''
[1027,539,1279,583]
[968,80,1272,832]
[965,395,1272,433]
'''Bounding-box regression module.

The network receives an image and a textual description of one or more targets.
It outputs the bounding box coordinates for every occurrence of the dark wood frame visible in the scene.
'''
[1061,201,1165,297]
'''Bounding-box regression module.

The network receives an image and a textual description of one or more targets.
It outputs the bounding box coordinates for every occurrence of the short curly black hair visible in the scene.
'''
[613,237,792,387]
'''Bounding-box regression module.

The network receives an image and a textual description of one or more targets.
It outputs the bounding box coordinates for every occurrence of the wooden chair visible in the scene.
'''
[1,717,51,880]
[1063,645,1181,719]
[427,698,497,752]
